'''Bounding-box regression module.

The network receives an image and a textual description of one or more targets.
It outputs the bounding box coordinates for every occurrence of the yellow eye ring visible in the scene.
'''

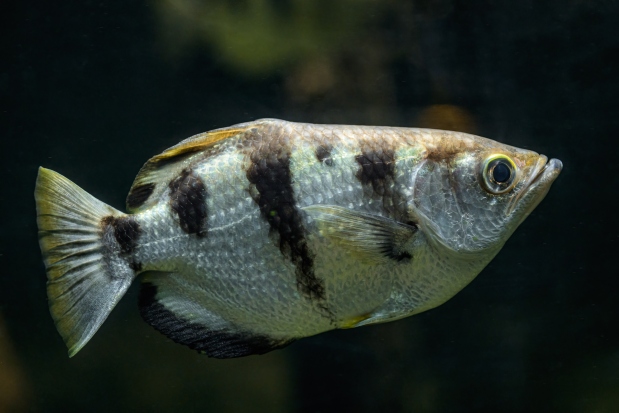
[481,154,518,194]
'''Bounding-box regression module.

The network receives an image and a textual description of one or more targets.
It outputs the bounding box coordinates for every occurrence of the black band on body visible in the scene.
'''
[245,144,326,302]
[169,168,208,237]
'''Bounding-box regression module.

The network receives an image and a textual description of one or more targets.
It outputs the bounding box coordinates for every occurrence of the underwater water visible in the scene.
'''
[2,0,618,412]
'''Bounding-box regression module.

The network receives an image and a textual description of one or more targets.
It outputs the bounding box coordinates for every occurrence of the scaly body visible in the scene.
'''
[35,119,562,358]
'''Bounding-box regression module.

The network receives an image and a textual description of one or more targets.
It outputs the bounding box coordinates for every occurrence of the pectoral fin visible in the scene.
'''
[303,205,417,264]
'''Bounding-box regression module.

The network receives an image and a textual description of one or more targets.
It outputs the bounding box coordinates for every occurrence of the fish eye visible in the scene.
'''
[481,154,517,194]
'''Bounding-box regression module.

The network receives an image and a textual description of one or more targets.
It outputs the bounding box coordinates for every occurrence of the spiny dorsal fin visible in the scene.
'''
[148,127,248,164]
[126,124,253,213]
[303,205,418,265]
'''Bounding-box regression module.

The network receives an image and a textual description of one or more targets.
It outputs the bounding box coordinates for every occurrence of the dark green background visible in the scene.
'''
[2,1,618,412]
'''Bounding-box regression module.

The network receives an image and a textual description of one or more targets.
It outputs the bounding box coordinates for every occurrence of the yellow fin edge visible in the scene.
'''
[339,313,372,329]
[151,127,250,163]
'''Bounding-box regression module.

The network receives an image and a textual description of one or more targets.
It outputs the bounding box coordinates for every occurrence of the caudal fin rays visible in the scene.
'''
[35,167,136,357]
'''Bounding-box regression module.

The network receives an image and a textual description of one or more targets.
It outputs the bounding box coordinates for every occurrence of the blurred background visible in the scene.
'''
[2,0,618,412]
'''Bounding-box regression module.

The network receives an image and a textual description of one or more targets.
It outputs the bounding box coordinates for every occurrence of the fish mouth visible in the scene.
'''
[528,157,563,188]
[507,155,563,215]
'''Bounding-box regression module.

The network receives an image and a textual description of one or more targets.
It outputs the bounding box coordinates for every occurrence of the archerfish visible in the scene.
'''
[34,119,562,358]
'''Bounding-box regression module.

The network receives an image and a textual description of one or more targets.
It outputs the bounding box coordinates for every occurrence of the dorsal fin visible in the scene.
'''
[125,123,253,213]
[148,127,248,165]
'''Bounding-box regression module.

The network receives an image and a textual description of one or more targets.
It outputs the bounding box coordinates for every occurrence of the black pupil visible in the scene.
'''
[492,162,511,183]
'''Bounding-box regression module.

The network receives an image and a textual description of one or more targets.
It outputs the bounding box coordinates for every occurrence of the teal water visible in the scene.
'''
[2,1,618,412]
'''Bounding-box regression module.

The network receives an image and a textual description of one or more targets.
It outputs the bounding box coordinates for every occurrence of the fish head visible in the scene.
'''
[410,132,563,257]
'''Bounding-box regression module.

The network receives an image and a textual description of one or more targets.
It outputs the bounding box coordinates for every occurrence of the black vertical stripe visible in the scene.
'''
[101,215,141,255]
[101,215,142,273]
[245,145,326,302]
[169,169,208,237]
[354,148,396,196]
[354,147,408,220]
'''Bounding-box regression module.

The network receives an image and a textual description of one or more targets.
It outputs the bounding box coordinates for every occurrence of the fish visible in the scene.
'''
[34,118,562,358]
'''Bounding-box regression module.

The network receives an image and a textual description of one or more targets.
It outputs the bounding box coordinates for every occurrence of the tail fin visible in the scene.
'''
[35,167,137,357]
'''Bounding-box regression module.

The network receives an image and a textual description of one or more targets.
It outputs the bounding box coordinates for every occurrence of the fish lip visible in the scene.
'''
[528,157,563,188]
[506,156,562,215]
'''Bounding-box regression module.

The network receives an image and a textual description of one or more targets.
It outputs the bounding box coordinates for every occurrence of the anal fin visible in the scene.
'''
[138,279,293,358]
